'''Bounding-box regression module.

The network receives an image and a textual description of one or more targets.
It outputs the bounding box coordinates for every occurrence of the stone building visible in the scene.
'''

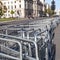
[1,0,45,18]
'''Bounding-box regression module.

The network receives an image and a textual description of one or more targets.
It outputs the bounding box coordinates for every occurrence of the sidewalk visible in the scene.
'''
[54,24,60,60]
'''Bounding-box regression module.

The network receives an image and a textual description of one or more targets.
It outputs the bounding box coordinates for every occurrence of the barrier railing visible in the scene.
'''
[0,17,60,60]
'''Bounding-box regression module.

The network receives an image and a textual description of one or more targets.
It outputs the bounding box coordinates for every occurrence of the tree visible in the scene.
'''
[10,10,15,18]
[45,8,51,16]
[47,8,52,16]
[51,0,55,14]
[0,8,3,18]
[0,1,7,18]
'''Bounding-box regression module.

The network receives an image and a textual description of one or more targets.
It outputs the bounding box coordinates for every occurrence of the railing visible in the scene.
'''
[0,17,60,60]
[0,44,19,57]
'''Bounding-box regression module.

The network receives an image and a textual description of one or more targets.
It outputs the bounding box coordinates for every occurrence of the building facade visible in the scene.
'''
[40,0,45,11]
[2,0,25,18]
[24,0,33,18]
[1,0,45,18]
[33,0,43,17]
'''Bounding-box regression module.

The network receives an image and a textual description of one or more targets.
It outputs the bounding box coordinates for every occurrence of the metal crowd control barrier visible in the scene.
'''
[0,34,40,60]
[0,27,55,60]
[0,37,22,60]
[0,17,60,60]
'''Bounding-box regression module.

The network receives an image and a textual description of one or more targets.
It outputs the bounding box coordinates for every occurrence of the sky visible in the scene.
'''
[45,0,60,11]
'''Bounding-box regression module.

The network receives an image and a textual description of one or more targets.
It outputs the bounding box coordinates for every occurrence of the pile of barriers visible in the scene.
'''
[0,17,60,60]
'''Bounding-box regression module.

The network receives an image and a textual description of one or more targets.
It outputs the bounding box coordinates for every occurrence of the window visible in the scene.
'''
[8,2,9,4]
[25,1,28,9]
[19,0,21,2]
[11,6,13,9]
[15,5,16,8]
[19,5,21,8]
[15,1,16,3]
[17,10,21,15]
[5,14,7,16]
[8,6,10,9]
[8,11,10,12]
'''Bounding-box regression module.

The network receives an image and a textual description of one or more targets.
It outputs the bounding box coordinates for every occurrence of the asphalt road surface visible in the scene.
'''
[54,24,60,60]
[0,17,52,26]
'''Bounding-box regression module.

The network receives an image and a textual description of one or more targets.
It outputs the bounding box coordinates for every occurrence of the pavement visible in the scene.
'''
[54,24,60,60]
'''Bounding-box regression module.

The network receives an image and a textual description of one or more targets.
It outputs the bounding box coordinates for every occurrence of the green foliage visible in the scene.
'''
[0,8,3,16]
[10,10,15,18]
[0,1,7,18]
[44,8,50,16]
[47,8,52,15]
[45,8,55,16]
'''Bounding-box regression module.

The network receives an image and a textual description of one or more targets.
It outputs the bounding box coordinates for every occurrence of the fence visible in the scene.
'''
[0,17,60,60]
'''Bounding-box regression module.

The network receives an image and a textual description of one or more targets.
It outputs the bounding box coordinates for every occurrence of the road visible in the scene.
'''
[0,17,52,26]
[54,24,60,60]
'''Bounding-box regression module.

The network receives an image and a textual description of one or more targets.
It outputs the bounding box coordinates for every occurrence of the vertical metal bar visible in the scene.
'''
[0,38,22,60]
[34,35,37,42]
[6,29,8,35]
[27,32,29,39]
[17,42,22,60]
[45,47,48,60]
[34,42,39,60]
[22,31,25,38]
[27,32,32,56]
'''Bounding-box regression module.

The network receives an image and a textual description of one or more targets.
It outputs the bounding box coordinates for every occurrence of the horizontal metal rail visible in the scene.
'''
[0,33,35,43]
[0,29,48,42]
[0,44,19,57]
[0,37,22,60]
[0,53,20,60]
[0,37,39,60]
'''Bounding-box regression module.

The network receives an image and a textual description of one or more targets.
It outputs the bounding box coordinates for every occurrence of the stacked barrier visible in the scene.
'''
[0,17,60,60]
